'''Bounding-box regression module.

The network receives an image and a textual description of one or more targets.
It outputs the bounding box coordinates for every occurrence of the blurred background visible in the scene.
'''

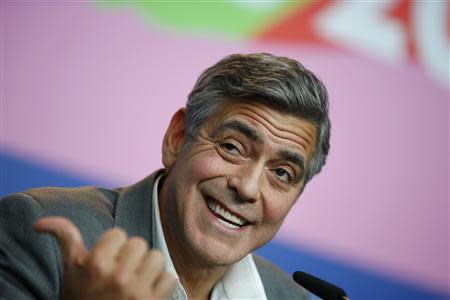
[1,1,448,299]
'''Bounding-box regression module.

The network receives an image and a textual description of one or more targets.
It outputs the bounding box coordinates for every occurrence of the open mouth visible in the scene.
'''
[206,197,248,229]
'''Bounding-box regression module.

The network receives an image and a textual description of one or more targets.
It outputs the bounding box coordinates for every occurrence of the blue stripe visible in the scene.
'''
[1,151,114,196]
[256,241,449,300]
[2,150,449,299]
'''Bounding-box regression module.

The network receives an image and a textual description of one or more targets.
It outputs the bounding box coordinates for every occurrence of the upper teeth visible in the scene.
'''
[207,199,246,227]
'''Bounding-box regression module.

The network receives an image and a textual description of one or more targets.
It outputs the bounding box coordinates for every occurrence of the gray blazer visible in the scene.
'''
[0,170,308,299]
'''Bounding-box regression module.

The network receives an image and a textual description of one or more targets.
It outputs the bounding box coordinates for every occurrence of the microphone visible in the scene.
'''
[292,271,348,300]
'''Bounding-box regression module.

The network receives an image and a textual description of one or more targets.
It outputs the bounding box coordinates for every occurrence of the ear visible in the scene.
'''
[162,108,187,169]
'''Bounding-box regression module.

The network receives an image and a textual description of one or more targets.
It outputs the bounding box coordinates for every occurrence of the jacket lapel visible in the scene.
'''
[113,169,166,247]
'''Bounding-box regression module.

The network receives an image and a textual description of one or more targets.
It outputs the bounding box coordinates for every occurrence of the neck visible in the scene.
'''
[172,251,227,300]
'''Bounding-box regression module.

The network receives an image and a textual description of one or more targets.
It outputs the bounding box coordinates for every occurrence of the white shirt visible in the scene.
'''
[151,174,268,300]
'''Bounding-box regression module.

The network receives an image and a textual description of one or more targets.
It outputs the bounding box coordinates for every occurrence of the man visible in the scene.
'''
[0,53,330,300]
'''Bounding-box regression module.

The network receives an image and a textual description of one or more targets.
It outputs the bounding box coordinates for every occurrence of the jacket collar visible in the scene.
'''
[114,169,166,245]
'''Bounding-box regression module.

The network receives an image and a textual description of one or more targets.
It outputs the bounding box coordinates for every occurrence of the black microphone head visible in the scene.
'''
[293,271,347,300]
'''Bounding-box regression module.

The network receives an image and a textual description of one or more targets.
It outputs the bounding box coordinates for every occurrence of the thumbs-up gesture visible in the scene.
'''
[34,217,177,300]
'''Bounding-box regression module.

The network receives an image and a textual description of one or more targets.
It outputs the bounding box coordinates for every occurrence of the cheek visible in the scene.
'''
[262,193,297,226]
[188,149,231,180]
[264,205,288,226]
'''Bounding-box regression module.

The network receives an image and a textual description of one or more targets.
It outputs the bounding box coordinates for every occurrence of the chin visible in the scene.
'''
[188,237,249,267]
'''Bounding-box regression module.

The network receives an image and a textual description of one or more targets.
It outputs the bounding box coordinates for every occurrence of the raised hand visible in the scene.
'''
[34,217,176,300]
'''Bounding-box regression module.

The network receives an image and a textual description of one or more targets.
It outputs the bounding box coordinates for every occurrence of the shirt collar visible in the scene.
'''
[151,173,267,300]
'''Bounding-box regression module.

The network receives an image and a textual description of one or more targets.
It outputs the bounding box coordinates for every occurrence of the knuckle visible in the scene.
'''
[128,237,148,250]
[163,271,177,284]
[111,228,127,241]
[87,256,108,277]
[148,249,164,263]
[152,272,177,299]
[111,269,130,289]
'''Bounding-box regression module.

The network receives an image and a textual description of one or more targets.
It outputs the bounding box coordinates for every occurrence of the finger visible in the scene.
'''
[136,249,165,284]
[115,237,148,273]
[89,228,127,272]
[152,272,177,300]
[34,216,87,265]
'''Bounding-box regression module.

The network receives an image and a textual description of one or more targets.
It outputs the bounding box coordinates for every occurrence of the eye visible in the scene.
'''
[274,168,293,183]
[220,142,241,155]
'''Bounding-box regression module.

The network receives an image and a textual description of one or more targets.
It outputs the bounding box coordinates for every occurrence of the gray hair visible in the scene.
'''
[185,53,330,183]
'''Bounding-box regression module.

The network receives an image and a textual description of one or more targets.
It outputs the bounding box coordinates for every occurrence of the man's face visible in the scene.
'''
[160,99,317,267]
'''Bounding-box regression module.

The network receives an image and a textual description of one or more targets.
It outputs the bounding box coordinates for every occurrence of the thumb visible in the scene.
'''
[34,216,87,265]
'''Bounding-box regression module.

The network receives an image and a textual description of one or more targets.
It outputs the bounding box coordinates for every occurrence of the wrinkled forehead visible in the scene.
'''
[204,99,318,162]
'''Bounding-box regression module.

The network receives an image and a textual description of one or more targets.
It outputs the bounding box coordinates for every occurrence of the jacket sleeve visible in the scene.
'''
[253,255,310,299]
[0,193,61,300]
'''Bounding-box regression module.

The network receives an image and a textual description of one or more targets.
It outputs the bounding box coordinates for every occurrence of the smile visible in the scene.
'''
[206,198,248,229]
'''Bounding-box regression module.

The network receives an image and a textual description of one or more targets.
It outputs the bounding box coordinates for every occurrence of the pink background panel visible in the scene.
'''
[2,2,449,293]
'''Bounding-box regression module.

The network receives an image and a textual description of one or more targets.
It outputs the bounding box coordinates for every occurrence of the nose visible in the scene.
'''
[227,164,263,203]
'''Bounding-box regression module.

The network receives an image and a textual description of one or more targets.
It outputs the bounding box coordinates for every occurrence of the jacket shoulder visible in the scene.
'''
[253,255,309,300]
[24,185,119,218]
[18,185,119,248]
[0,192,61,299]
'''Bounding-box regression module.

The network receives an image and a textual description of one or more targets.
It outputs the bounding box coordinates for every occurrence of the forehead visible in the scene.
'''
[205,99,317,160]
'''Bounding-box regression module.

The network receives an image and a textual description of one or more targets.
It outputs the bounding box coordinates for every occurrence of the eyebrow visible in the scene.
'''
[278,150,305,175]
[213,120,306,175]
[212,120,262,143]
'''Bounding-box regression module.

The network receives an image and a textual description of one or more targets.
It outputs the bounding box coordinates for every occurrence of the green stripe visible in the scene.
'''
[97,0,305,39]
